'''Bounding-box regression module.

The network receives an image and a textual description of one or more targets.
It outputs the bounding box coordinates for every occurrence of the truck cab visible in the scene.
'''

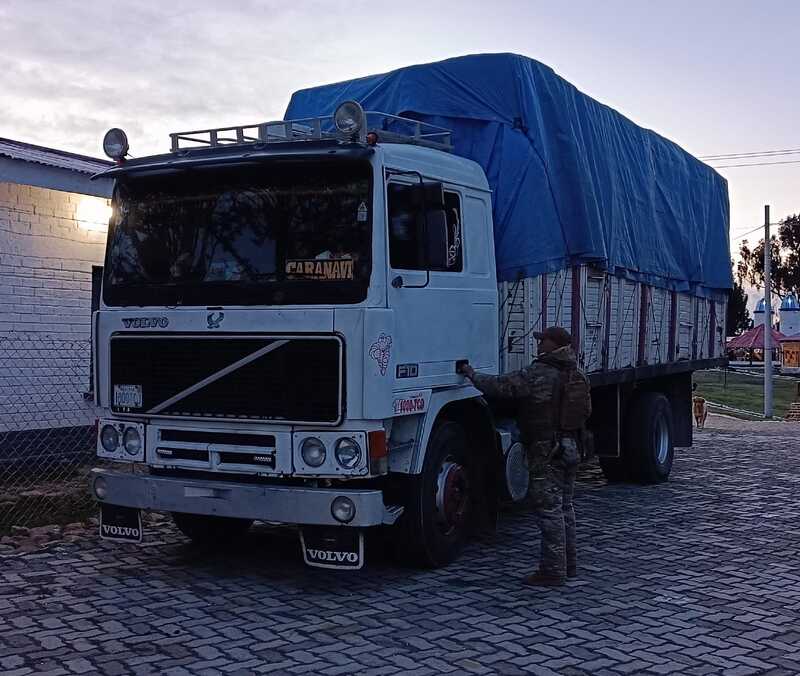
[91,106,505,569]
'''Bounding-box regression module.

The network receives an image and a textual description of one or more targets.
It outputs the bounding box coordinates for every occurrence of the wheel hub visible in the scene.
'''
[435,460,469,534]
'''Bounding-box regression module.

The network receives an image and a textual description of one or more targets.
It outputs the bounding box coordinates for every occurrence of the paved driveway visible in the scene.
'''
[1,416,799,675]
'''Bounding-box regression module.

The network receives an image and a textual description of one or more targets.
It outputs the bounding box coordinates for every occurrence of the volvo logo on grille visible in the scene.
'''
[207,311,225,329]
[122,317,168,329]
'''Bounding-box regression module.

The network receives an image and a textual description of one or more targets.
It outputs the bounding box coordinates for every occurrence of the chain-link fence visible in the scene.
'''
[0,335,100,533]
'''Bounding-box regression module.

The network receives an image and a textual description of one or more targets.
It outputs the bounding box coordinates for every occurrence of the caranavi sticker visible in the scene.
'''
[285,259,354,280]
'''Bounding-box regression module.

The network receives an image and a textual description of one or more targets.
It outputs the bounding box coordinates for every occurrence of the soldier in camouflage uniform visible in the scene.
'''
[459,326,591,586]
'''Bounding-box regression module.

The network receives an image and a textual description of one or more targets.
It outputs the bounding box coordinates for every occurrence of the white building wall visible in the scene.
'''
[0,181,107,432]
[780,310,800,337]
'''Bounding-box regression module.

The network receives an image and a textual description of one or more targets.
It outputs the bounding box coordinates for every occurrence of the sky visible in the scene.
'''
[1,0,798,289]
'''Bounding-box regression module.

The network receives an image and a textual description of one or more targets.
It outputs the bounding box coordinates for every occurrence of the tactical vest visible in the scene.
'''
[557,367,592,432]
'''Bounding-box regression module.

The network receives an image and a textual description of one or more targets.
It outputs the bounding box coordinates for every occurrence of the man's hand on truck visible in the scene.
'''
[456,360,475,379]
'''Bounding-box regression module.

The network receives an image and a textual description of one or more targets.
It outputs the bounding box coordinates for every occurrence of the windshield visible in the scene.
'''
[103,160,372,306]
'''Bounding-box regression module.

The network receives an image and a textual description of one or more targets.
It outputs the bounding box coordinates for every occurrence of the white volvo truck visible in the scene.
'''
[90,95,729,569]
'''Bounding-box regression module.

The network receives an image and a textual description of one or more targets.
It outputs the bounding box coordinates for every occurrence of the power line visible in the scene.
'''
[710,159,800,169]
[699,146,800,160]
[731,222,786,242]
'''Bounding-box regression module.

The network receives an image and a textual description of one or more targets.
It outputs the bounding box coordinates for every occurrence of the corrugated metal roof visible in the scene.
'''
[0,137,112,175]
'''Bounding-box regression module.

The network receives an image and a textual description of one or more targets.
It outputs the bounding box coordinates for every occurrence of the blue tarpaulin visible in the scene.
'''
[286,53,731,295]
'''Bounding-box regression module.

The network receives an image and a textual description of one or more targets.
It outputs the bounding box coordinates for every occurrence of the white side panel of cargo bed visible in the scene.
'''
[678,294,694,360]
[696,298,713,360]
[582,269,607,373]
[501,279,526,373]
[647,287,670,365]
[611,279,639,369]
[500,275,545,374]
[546,268,572,332]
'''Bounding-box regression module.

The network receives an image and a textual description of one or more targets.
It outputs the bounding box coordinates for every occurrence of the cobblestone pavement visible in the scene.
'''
[1,416,799,675]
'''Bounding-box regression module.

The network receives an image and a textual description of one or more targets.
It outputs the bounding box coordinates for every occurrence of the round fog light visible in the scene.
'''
[335,437,362,469]
[94,475,108,500]
[301,437,326,467]
[123,427,141,456]
[100,424,119,452]
[331,496,356,523]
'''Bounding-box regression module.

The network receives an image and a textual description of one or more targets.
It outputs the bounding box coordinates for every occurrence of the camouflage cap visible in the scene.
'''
[532,326,572,348]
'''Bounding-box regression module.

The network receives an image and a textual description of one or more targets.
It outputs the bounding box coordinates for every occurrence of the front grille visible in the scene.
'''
[160,430,276,447]
[111,335,342,423]
[156,448,209,462]
[218,451,275,468]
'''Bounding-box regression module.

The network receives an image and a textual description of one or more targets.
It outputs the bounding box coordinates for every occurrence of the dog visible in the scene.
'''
[692,396,708,429]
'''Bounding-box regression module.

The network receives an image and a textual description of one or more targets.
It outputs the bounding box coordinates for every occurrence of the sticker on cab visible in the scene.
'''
[113,384,142,409]
[285,259,354,281]
[392,391,430,416]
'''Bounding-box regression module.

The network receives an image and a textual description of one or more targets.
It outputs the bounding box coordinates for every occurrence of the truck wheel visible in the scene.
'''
[171,513,253,545]
[626,392,674,484]
[396,421,472,568]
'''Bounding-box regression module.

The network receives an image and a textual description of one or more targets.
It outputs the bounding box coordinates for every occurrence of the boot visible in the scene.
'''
[522,572,565,587]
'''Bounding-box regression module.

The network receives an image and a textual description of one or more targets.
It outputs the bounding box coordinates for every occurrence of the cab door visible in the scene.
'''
[385,178,498,392]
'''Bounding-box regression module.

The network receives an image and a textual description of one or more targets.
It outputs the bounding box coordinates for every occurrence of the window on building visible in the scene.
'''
[388,184,462,272]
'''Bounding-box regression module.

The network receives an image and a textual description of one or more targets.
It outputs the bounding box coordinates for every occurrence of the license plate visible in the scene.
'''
[99,504,143,543]
[113,384,142,408]
[300,527,364,570]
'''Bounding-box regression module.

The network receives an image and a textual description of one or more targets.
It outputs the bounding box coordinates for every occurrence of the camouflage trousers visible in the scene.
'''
[528,438,579,578]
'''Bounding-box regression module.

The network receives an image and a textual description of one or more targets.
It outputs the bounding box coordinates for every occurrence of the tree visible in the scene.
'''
[737,213,800,299]
[726,265,750,335]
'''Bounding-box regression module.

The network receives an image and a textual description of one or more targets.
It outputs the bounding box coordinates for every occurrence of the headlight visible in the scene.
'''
[331,496,356,523]
[335,437,362,469]
[301,437,326,467]
[100,424,119,452]
[102,128,129,160]
[123,427,142,456]
[333,100,364,135]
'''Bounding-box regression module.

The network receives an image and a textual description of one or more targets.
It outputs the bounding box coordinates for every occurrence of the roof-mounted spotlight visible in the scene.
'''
[102,128,129,162]
[333,101,366,141]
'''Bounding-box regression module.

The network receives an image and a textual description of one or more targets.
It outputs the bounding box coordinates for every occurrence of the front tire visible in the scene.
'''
[395,421,473,568]
[626,392,674,483]
[171,512,253,545]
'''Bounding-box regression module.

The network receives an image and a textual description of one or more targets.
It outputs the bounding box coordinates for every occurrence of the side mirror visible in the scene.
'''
[424,209,449,270]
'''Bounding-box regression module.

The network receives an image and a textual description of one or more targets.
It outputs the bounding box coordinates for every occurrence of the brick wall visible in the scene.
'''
[0,181,107,433]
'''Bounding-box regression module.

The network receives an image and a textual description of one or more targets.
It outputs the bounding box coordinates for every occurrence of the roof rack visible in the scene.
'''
[169,111,453,154]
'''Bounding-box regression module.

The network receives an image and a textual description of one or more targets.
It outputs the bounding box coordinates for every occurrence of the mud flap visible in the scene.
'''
[300,526,364,570]
[99,504,143,543]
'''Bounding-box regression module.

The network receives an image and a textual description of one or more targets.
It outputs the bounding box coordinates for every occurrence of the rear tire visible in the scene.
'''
[171,513,253,545]
[395,421,472,568]
[626,392,674,484]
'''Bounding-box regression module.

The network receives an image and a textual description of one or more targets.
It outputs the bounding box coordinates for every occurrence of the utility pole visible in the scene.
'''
[764,205,773,419]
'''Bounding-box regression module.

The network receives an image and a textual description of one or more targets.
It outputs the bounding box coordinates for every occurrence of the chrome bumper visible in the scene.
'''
[90,469,401,527]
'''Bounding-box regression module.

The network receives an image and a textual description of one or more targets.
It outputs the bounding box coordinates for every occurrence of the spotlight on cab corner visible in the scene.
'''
[333,101,365,140]
[102,127,129,162]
